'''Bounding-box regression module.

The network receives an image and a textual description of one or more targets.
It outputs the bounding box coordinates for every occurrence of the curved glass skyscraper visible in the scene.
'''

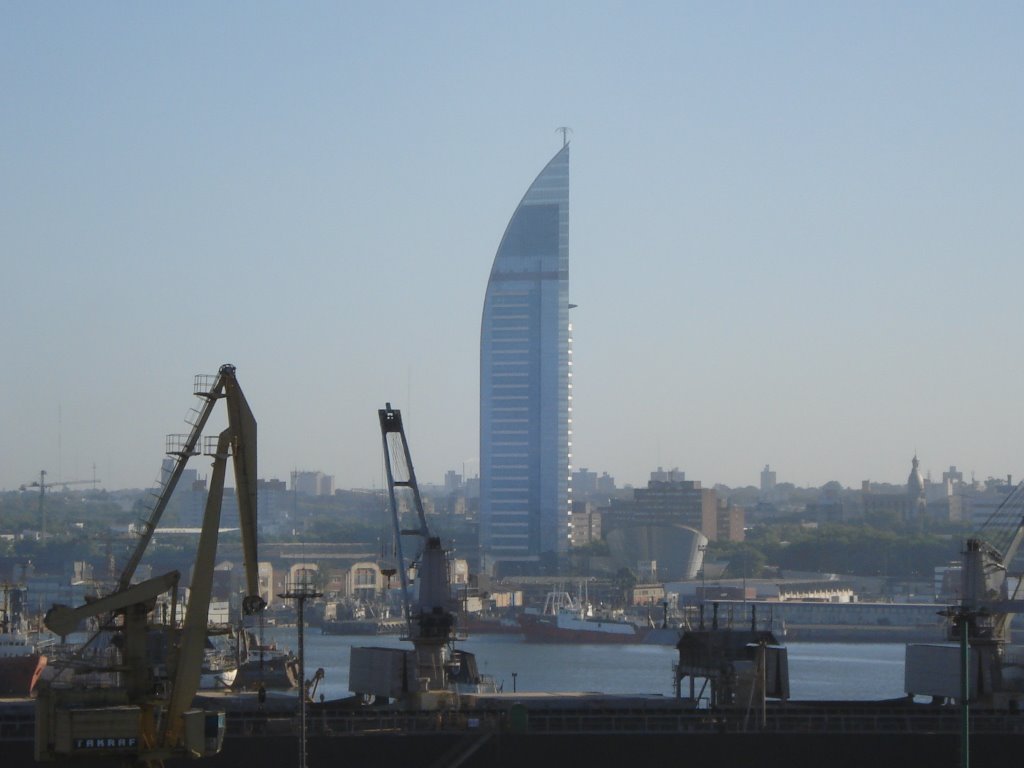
[480,145,571,570]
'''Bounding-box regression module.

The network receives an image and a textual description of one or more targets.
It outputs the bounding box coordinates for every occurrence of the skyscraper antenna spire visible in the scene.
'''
[556,126,572,147]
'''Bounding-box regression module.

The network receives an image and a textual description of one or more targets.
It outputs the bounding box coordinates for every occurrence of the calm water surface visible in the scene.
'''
[260,628,910,702]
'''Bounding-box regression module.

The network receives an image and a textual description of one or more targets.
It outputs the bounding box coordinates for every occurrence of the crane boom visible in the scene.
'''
[162,428,231,747]
[43,572,180,637]
[348,405,492,708]
[224,371,260,603]
[117,370,227,591]
[379,404,456,691]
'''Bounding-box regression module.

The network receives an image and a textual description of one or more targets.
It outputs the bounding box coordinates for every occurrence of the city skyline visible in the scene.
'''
[7,455,1007,498]
[2,5,1022,494]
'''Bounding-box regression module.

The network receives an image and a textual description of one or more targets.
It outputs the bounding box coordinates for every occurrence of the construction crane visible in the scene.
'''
[34,364,264,765]
[20,471,100,539]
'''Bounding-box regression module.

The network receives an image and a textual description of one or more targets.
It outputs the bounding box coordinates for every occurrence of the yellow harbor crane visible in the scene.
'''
[34,364,263,766]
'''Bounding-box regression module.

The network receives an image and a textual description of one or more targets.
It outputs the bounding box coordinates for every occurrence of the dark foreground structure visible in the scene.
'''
[4,694,1024,768]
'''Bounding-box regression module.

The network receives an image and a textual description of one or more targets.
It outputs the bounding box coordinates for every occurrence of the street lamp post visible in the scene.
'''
[280,575,323,768]
[697,543,708,629]
[957,611,971,768]
[940,606,974,768]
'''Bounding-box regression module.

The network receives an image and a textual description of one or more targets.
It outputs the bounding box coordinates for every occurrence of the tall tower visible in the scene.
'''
[480,144,571,572]
[907,454,926,518]
[760,465,777,498]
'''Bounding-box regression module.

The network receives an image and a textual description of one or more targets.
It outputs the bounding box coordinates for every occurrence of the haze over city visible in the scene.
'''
[2,4,1021,494]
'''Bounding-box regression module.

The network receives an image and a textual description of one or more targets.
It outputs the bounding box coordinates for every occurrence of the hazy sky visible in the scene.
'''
[2,3,1022,494]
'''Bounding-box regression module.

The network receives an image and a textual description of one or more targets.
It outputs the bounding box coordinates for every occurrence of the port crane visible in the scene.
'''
[380,404,457,691]
[20,472,100,539]
[907,480,1024,707]
[347,404,491,709]
[952,483,1024,699]
[34,364,265,765]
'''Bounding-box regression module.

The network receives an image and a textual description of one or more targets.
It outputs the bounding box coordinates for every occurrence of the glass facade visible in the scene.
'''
[480,145,571,566]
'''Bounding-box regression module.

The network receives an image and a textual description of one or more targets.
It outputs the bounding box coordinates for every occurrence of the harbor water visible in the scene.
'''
[258,628,910,701]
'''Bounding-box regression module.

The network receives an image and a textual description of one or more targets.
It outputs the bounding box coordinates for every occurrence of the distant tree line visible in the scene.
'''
[711,522,965,580]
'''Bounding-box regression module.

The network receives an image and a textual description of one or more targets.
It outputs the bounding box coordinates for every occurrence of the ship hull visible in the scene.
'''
[518,613,649,644]
[304,730,1017,768]
[321,618,403,636]
[230,655,298,691]
[6,695,1024,768]
[3,706,1022,768]
[459,617,523,635]
[0,654,45,697]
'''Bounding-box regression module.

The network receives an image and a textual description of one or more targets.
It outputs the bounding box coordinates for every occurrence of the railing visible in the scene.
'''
[221,704,1024,739]
[4,702,1024,744]
[193,374,219,395]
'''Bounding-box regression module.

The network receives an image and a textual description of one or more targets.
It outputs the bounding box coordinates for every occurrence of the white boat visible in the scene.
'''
[518,589,651,644]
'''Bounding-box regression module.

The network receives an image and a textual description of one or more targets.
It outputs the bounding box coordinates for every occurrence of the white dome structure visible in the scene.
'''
[908,454,925,499]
